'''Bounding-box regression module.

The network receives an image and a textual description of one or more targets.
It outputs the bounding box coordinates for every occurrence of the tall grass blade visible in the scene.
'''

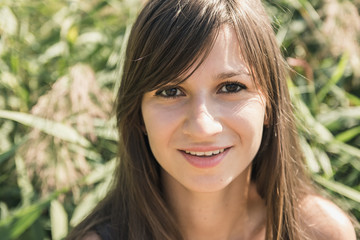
[83,158,116,185]
[0,110,91,147]
[70,169,113,227]
[70,162,116,226]
[314,175,360,203]
[0,137,26,164]
[345,92,360,106]
[0,6,18,36]
[0,199,48,239]
[112,24,132,98]
[335,126,360,143]
[299,136,320,173]
[0,189,68,239]
[50,200,68,240]
[15,155,33,207]
[317,52,349,102]
[313,147,333,178]
[317,107,360,131]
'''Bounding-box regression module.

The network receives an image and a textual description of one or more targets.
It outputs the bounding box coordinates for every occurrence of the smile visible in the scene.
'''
[180,147,231,168]
[184,149,225,157]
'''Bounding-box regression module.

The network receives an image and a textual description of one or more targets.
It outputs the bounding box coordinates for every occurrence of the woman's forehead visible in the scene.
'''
[173,25,253,83]
[148,22,267,93]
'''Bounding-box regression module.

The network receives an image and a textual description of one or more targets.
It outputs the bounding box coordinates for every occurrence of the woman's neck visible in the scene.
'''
[162,166,266,240]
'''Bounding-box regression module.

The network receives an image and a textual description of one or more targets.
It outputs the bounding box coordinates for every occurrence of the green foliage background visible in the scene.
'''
[0,0,359,239]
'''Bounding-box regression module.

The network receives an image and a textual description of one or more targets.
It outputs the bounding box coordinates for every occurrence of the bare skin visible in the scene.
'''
[162,165,266,240]
[299,195,356,240]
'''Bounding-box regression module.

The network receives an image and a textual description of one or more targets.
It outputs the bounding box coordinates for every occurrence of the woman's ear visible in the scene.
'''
[264,110,269,126]
[140,116,148,135]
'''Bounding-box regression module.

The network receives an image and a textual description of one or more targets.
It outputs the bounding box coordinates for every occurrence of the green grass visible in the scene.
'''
[0,0,359,239]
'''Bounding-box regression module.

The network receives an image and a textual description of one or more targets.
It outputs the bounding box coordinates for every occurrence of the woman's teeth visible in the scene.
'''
[185,149,225,156]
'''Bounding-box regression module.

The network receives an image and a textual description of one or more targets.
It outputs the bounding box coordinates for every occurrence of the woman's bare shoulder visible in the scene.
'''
[81,231,102,240]
[299,194,356,240]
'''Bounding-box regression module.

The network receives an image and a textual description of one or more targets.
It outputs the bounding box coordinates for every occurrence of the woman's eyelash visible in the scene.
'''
[217,81,247,94]
[154,86,184,98]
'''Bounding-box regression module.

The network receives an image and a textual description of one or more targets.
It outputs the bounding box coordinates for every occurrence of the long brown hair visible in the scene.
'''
[67,0,312,239]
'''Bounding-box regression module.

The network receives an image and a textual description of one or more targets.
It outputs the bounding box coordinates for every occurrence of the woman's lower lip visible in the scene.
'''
[180,148,230,169]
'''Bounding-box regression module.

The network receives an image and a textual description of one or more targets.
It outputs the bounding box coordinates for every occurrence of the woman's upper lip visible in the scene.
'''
[179,146,232,152]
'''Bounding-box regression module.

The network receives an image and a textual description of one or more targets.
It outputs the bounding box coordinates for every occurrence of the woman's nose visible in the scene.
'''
[182,98,223,138]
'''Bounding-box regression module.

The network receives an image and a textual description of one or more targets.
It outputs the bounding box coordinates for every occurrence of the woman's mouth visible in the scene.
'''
[184,148,225,157]
[180,147,230,168]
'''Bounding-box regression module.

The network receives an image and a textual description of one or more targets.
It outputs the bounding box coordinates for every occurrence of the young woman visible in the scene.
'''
[67,0,356,239]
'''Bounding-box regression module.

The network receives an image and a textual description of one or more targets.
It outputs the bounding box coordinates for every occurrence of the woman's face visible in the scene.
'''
[141,25,267,193]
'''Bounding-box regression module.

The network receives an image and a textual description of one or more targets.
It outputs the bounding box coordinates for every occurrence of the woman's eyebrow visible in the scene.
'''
[215,70,250,81]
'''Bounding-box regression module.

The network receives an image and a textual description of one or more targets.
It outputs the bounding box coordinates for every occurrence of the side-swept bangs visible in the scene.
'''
[122,0,229,95]
[227,0,287,126]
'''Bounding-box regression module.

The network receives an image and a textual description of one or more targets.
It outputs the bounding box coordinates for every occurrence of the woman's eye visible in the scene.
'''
[155,87,184,98]
[218,82,246,94]
[219,82,246,93]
